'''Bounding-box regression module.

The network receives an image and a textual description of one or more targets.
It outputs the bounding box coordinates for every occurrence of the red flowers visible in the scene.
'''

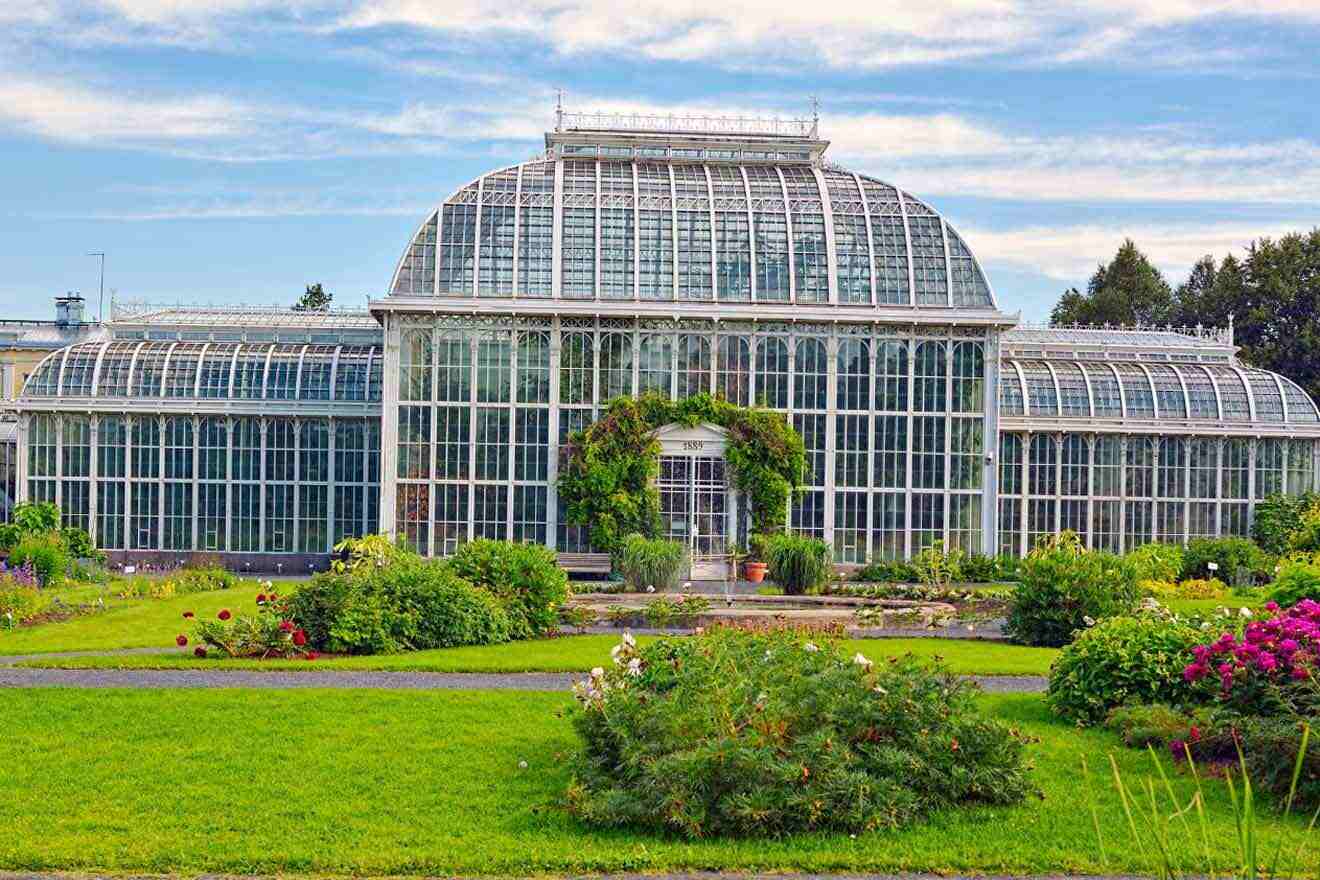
[305,651,319,661]
[182,611,194,619]
[292,629,307,647]
[278,620,294,633]
[256,593,268,605]
[175,634,188,647]
[217,609,231,621]
[194,646,207,658]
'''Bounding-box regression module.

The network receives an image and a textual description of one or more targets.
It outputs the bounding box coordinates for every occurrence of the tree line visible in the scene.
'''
[1049,229,1320,403]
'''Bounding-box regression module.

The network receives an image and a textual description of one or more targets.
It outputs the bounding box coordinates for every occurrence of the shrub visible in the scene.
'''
[1288,496,1320,553]
[449,539,568,638]
[854,556,920,584]
[1005,532,1140,647]
[615,533,687,592]
[1140,577,1228,600]
[1253,492,1317,555]
[1103,702,1216,749]
[913,539,963,589]
[7,534,69,587]
[1183,599,1320,718]
[566,626,1035,837]
[764,533,831,595]
[1269,557,1320,607]
[0,582,44,625]
[641,593,710,628]
[383,561,512,649]
[1181,536,1269,585]
[1125,542,1184,583]
[1237,717,1320,811]
[288,556,514,654]
[191,599,309,659]
[175,565,237,594]
[285,571,402,654]
[1046,615,1202,724]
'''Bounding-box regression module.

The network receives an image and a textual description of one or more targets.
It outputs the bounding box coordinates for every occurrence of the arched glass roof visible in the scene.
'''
[21,341,382,403]
[1000,357,1319,426]
[389,157,996,310]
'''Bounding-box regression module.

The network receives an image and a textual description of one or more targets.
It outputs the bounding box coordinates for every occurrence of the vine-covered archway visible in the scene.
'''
[557,392,806,554]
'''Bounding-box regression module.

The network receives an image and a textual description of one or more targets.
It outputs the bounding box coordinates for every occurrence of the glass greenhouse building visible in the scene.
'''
[11,113,1320,572]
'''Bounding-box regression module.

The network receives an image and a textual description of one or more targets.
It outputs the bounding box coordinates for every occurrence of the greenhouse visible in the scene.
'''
[10,112,1320,571]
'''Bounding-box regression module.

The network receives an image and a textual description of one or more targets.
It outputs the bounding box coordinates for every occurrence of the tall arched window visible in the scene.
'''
[638,334,672,398]
[754,337,788,408]
[559,332,593,406]
[716,336,750,405]
[793,338,827,410]
[676,334,711,399]
[875,340,908,412]
[835,339,870,411]
[951,341,984,413]
[598,333,633,401]
[399,329,432,402]
[914,340,947,412]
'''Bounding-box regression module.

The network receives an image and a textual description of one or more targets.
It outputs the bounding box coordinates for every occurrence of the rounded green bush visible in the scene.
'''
[1046,615,1202,725]
[1268,557,1320,607]
[449,539,568,638]
[390,562,512,649]
[8,534,70,588]
[1125,542,1184,583]
[1181,536,1269,584]
[1005,532,1140,647]
[567,626,1035,837]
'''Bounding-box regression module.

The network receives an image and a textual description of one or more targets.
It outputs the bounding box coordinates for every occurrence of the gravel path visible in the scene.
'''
[0,665,1045,692]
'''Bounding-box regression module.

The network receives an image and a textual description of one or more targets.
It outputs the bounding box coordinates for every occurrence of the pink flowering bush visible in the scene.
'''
[1182,600,1320,717]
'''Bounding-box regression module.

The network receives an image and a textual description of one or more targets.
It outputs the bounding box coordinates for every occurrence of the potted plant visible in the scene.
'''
[744,534,770,584]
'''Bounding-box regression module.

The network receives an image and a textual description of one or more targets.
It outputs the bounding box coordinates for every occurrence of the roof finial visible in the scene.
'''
[809,95,820,138]
[555,88,564,132]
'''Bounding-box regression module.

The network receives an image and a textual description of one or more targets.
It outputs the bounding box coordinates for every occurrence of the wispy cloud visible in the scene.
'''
[965,220,1317,283]
[10,0,1320,72]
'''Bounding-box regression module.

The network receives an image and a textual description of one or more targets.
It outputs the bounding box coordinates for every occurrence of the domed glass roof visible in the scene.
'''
[389,124,996,310]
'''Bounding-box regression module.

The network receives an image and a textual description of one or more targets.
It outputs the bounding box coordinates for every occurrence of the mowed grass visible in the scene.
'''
[0,688,1310,876]
[1163,595,1266,617]
[17,634,1057,676]
[0,581,278,655]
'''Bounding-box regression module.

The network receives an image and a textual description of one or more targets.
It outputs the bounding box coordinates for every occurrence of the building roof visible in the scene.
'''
[20,340,382,404]
[1000,357,1319,427]
[106,303,383,345]
[386,115,999,314]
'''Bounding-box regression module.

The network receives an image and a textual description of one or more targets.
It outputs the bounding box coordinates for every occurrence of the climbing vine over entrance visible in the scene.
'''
[558,392,807,554]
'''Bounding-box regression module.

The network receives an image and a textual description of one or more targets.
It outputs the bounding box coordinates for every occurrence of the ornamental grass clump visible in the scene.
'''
[615,533,688,592]
[764,533,831,596]
[566,625,1036,837]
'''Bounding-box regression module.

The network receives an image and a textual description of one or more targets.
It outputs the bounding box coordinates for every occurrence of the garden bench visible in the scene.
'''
[557,552,612,575]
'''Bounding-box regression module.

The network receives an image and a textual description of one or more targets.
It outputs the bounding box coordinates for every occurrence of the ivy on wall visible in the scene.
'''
[557,392,807,554]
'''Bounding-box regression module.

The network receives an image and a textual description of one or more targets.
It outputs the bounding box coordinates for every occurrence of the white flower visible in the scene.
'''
[1240,606,1253,618]
[518,760,528,769]
[764,650,772,661]
[803,642,819,653]
[646,585,655,594]
[621,631,636,649]
[626,657,642,677]
[872,685,887,695]
[853,652,873,669]
[1082,615,1096,627]
[590,666,605,678]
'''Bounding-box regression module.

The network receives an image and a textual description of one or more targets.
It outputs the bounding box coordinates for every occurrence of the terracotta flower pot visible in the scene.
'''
[745,561,768,584]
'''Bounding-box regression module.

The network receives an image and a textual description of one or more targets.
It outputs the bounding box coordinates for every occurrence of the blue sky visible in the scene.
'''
[2,1,1318,322]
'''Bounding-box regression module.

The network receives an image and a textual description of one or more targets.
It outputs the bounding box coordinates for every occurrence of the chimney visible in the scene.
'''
[55,293,85,326]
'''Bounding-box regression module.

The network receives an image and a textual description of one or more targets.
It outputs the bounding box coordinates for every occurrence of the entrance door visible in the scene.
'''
[658,454,729,580]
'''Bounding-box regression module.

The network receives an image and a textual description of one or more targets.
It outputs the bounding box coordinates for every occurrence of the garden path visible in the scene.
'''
[0,663,1046,692]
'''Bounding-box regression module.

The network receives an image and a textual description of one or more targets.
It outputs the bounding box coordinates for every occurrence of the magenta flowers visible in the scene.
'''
[1183,599,1320,692]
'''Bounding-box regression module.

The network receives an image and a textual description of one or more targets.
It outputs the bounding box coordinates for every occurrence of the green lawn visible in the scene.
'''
[0,688,1308,876]
[1163,595,1265,617]
[17,633,1057,676]
[0,581,276,655]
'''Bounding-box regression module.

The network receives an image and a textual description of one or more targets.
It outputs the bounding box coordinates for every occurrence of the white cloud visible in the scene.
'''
[12,0,1320,70]
[964,220,1312,282]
